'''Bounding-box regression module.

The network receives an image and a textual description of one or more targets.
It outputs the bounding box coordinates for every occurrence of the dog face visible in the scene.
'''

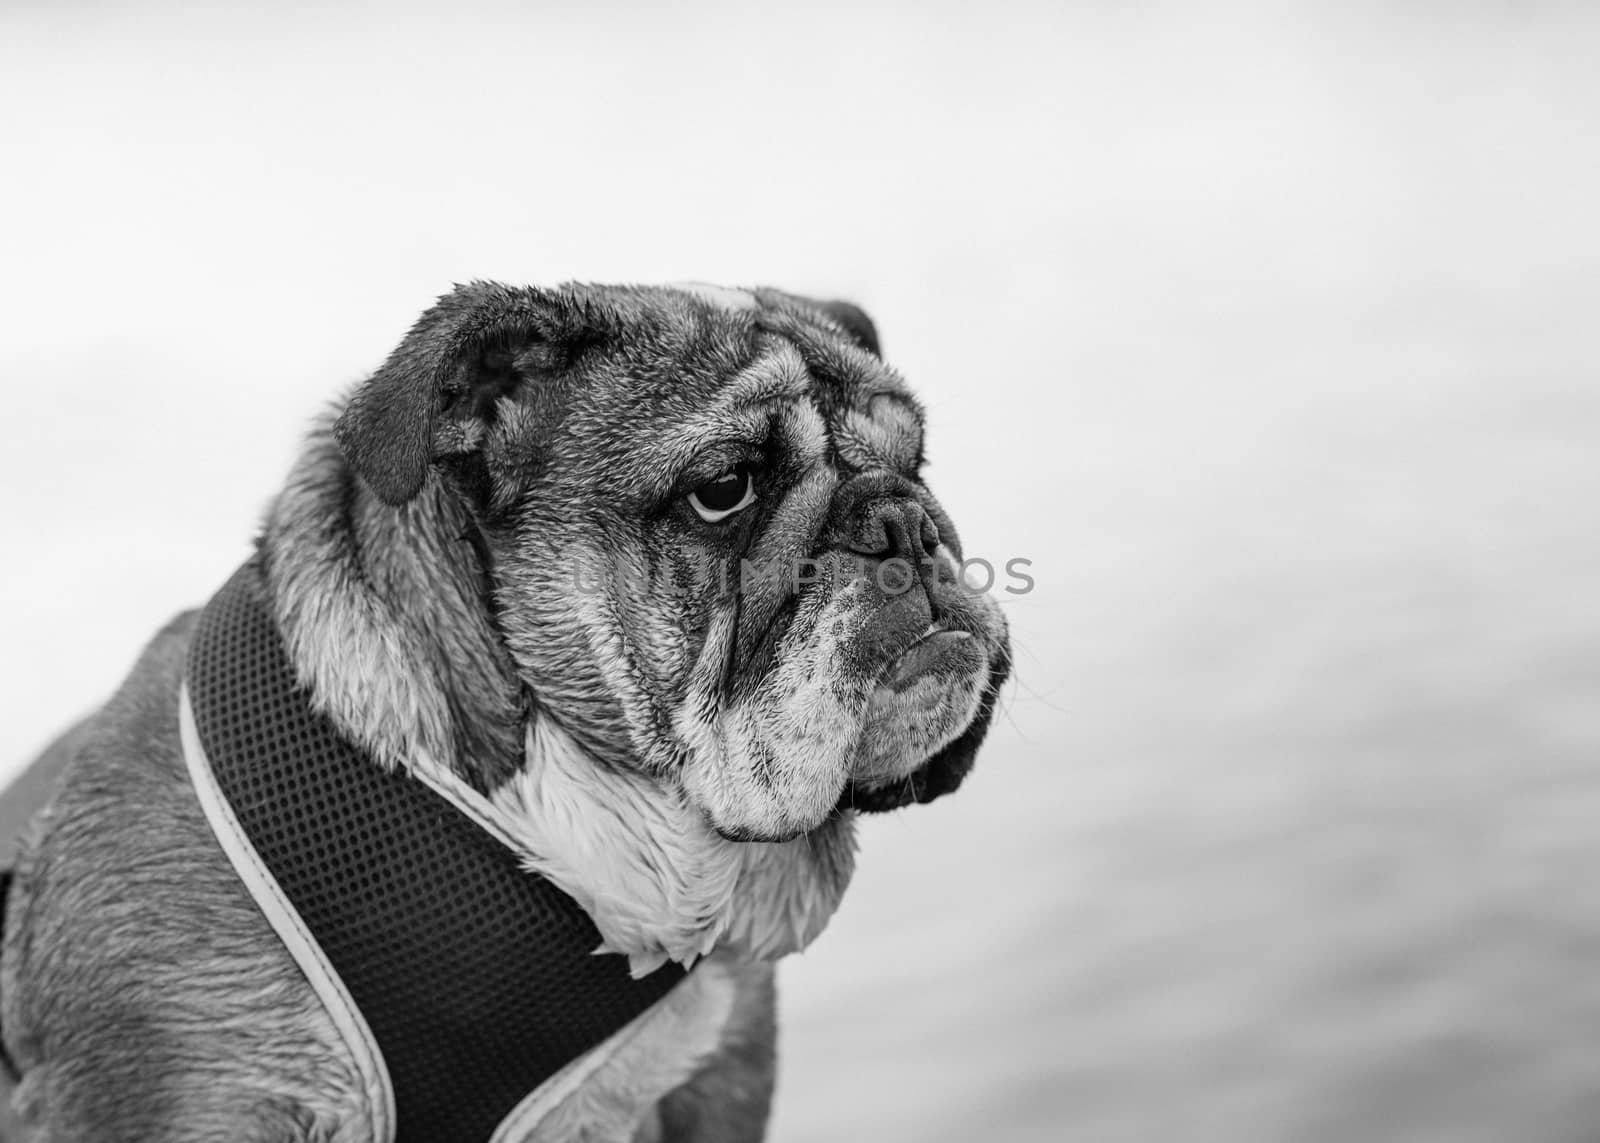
[336,282,1010,842]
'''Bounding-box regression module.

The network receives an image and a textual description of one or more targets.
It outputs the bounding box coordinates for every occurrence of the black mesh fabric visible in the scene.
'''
[187,561,686,1141]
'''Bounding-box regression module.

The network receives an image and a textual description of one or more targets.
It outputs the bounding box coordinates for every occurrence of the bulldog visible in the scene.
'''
[0,282,1011,1142]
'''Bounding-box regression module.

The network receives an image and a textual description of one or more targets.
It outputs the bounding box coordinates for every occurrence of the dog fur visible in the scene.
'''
[0,282,1010,1141]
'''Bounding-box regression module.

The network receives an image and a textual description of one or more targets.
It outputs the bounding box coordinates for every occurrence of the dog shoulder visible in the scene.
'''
[2,610,371,1141]
[647,960,778,1143]
[504,958,777,1143]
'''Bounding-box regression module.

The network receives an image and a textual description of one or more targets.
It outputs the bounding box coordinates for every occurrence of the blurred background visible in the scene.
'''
[2,1,1598,1139]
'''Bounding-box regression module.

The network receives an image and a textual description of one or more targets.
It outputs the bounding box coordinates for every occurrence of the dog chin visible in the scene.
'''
[853,646,990,784]
[687,649,995,844]
[685,764,845,846]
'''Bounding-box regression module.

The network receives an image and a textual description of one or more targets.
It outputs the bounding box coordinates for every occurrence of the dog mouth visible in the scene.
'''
[876,626,977,693]
[683,564,1006,839]
[844,622,993,794]
[840,642,1011,816]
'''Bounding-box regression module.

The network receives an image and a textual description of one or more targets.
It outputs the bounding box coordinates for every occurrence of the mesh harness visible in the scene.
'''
[183,560,686,1141]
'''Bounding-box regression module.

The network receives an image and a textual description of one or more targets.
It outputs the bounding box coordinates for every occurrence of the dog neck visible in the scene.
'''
[414,717,854,975]
[259,414,855,971]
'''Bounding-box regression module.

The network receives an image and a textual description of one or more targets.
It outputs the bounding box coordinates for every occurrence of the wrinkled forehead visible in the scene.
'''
[567,284,923,497]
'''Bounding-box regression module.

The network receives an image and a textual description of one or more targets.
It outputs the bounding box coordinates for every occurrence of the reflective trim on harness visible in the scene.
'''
[180,684,396,1143]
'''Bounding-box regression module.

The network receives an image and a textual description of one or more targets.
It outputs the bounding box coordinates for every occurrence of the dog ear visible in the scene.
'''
[816,299,880,357]
[334,282,597,506]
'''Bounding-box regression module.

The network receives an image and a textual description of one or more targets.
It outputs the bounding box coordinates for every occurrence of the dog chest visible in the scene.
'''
[181,560,689,1142]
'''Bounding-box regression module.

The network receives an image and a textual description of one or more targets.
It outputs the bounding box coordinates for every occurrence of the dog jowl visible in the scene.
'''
[333,282,1013,843]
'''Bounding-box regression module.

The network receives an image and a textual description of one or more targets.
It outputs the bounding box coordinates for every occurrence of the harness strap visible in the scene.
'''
[0,869,15,1084]
[184,560,686,1142]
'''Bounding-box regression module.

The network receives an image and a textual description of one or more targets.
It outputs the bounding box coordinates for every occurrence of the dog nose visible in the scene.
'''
[827,473,952,627]
[846,499,940,562]
[834,475,941,563]
[832,470,940,560]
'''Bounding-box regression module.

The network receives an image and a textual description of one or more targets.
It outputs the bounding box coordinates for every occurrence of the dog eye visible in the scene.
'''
[687,464,757,523]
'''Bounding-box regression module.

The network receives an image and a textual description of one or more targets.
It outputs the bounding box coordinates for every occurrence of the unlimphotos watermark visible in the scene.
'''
[568,552,1035,599]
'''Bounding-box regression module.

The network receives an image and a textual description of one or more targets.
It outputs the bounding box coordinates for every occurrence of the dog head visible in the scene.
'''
[335,282,1011,842]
